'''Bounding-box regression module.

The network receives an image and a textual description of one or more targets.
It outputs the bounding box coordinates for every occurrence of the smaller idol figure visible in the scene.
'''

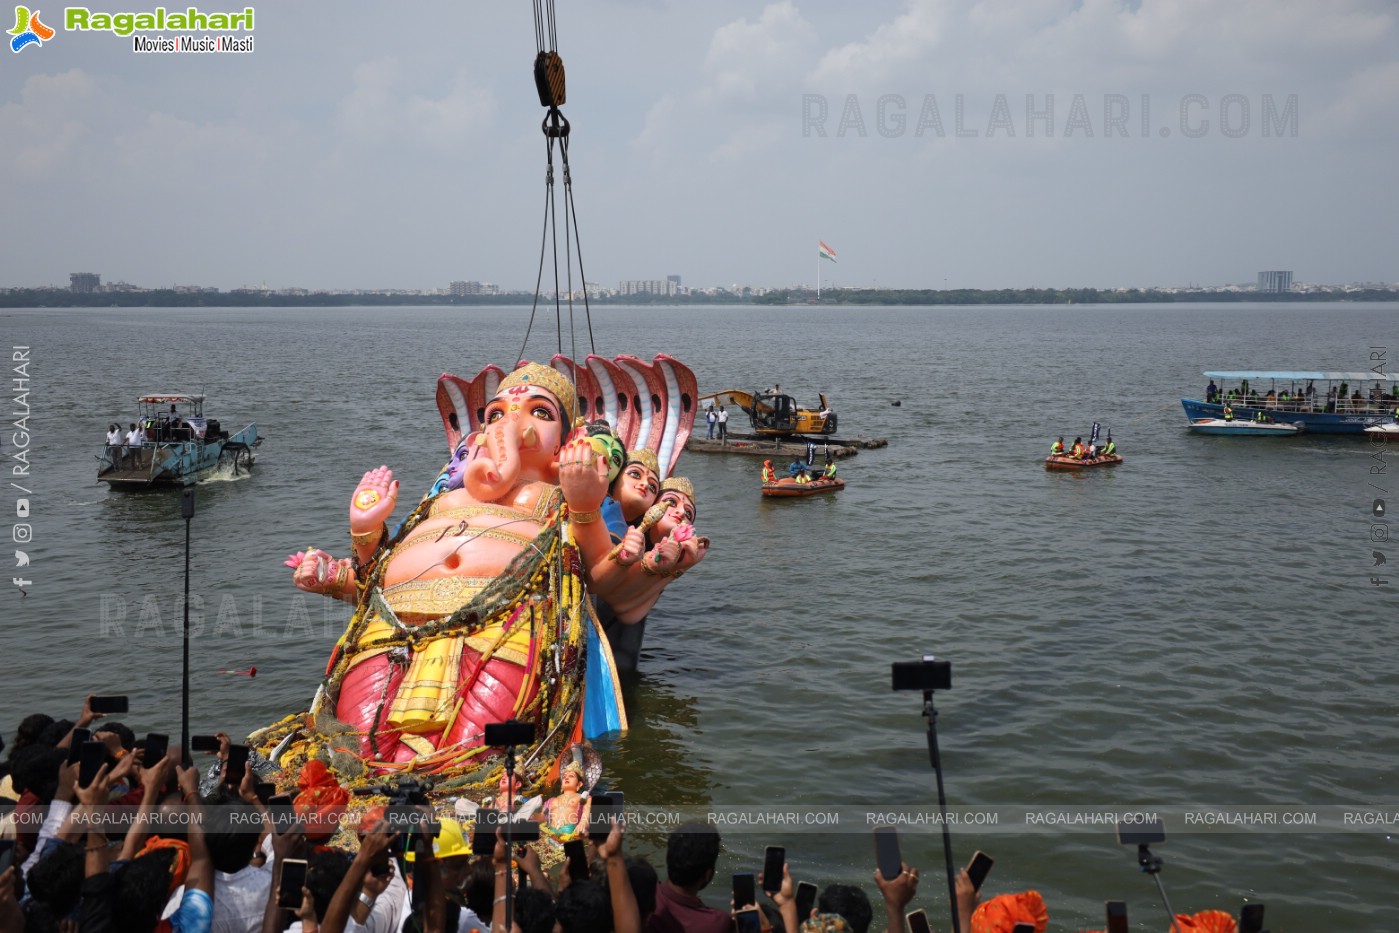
[540,751,593,840]
[490,767,541,819]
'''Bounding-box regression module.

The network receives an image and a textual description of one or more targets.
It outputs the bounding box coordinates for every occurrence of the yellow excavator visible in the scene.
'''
[698,388,837,437]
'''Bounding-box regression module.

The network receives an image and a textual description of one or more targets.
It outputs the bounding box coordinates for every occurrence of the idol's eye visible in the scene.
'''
[531,403,555,421]
[486,408,504,424]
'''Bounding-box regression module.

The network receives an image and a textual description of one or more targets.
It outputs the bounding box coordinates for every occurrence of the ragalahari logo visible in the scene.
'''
[9,5,54,52]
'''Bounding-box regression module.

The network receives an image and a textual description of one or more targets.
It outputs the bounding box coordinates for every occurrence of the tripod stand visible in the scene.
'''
[892,658,959,933]
[1135,843,1183,933]
[485,719,536,932]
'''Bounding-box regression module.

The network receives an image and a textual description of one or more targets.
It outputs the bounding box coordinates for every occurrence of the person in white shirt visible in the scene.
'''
[106,423,125,468]
[131,422,147,468]
[207,800,273,933]
[125,423,142,469]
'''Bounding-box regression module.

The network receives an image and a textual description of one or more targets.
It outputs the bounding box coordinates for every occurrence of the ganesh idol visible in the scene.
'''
[259,355,698,794]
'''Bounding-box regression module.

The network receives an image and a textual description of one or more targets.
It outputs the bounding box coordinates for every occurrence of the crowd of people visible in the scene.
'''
[1047,436,1116,461]
[1205,377,1399,416]
[102,406,196,471]
[703,407,729,443]
[1,696,1257,933]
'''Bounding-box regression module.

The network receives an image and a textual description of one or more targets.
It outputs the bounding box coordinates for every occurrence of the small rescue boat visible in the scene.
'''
[1044,454,1123,470]
[1363,422,1399,436]
[1187,418,1303,436]
[761,477,845,497]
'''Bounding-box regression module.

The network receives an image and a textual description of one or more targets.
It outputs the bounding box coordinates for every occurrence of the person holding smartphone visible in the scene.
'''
[872,858,922,933]
[954,869,981,933]
[648,822,730,933]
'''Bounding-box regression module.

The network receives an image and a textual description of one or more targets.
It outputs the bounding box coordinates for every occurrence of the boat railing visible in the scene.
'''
[1207,394,1395,416]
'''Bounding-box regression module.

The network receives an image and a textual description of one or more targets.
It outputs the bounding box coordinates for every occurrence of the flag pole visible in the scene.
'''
[816,247,821,301]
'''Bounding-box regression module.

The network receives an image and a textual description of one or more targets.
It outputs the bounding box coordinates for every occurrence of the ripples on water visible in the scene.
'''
[5,303,1397,928]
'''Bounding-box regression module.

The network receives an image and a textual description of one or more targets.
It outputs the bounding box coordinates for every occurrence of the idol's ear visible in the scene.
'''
[653,354,697,479]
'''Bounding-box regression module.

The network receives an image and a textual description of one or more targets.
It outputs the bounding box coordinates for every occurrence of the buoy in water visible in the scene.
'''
[891,400,902,407]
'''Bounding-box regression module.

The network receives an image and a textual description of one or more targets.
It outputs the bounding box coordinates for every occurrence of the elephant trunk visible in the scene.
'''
[465,415,523,501]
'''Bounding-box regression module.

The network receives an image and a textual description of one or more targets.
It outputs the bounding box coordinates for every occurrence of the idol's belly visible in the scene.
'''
[381,515,546,588]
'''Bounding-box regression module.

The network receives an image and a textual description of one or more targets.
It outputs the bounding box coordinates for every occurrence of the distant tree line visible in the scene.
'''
[2,286,1395,309]
[755,287,1399,305]
[0,289,752,308]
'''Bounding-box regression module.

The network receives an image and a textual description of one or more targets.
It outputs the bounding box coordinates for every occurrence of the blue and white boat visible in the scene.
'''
[1181,371,1399,435]
[98,393,260,488]
[1188,418,1303,437]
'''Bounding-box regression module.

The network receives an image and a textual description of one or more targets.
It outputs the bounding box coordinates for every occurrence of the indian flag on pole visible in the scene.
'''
[818,240,837,263]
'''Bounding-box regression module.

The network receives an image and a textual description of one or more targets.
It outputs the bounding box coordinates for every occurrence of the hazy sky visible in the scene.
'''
[4,0,1396,291]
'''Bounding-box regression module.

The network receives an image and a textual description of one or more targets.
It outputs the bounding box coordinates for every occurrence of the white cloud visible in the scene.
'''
[336,58,497,152]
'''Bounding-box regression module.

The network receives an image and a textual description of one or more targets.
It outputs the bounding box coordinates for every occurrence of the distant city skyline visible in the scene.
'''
[8,267,1395,299]
[3,2,1395,291]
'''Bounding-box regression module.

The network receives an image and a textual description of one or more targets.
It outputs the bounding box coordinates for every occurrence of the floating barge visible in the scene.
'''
[684,432,885,458]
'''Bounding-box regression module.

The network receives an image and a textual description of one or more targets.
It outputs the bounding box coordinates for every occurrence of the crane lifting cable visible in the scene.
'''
[519,0,596,380]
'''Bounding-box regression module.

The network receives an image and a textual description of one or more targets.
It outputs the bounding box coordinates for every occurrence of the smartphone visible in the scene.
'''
[79,740,108,787]
[0,839,15,875]
[1106,901,1129,933]
[190,735,221,753]
[564,838,590,880]
[224,744,250,785]
[471,809,501,855]
[1116,819,1166,846]
[966,850,994,891]
[762,846,785,894]
[873,824,902,881]
[501,818,540,843]
[1239,904,1265,933]
[606,790,625,822]
[589,793,617,842]
[278,858,308,909]
[796,881,818,921]
[733,871,757,909]
[267,794,295,834]
[734,908,762,933]
[906,909,932,933]
[142,733,170,765]
[254,782,277,804]
[67,728,92,765]
[89,696,129,715]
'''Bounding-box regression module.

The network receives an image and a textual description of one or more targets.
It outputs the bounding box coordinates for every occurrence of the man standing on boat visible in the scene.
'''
[1206,379,1219,403]
[130,420,147,468]
[717,406,728,444]
[124,422,142,470]
[705,405,717,439]
[106,423,125,469]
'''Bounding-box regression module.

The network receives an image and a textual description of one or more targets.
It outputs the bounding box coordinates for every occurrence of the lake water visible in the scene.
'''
[4,301,1396,930]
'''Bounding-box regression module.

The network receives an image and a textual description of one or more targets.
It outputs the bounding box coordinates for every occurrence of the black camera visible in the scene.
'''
[353,777,438,855]
[353,776,434,807]
[484,719,536,747]
[891,657,951,692]
[1116,819,1165,847]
